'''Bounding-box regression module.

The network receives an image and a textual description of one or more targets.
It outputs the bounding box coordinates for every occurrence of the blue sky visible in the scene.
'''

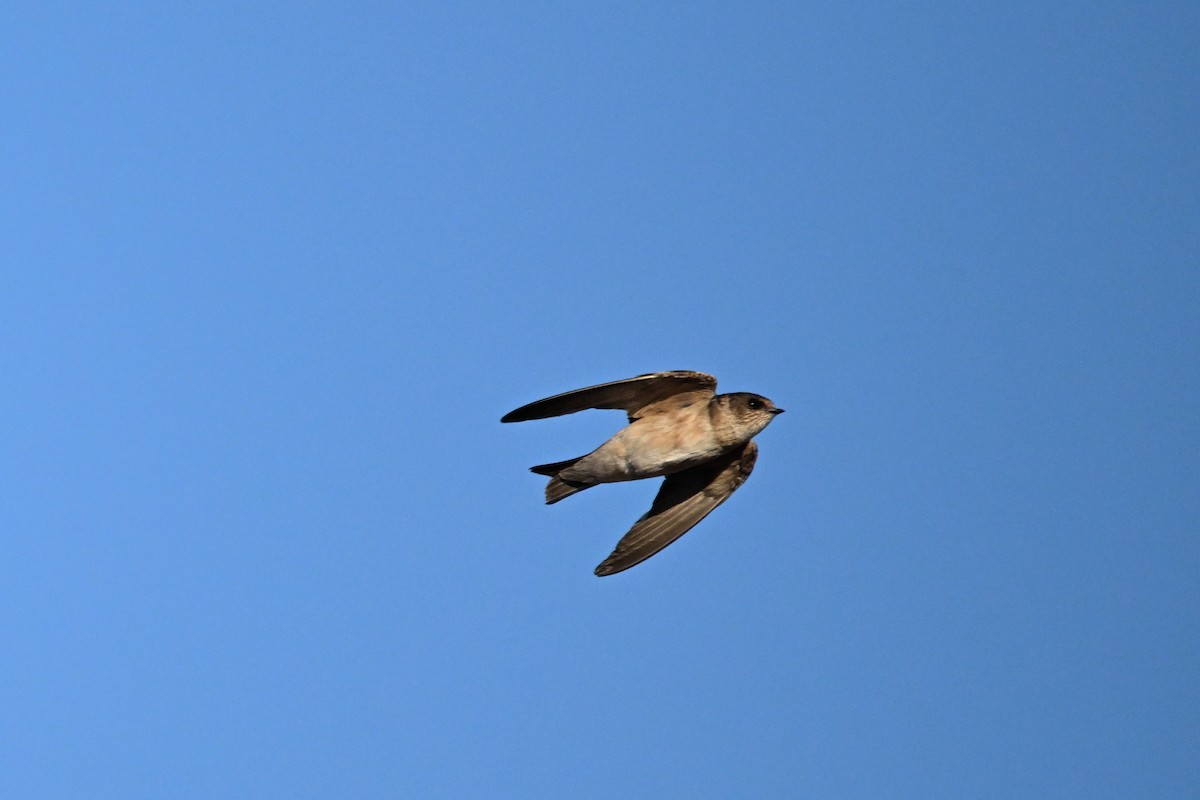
[2,2,1197,797]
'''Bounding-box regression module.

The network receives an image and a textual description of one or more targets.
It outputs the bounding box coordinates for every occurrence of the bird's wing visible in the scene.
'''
[593,440,758,576]
[500,370,717,423]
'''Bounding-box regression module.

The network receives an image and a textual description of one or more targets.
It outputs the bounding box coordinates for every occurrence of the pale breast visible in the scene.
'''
[619,405,723,476]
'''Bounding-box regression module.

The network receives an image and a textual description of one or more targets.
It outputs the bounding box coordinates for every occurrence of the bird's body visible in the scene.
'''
[501,371,783,576]
[563,400,724,479]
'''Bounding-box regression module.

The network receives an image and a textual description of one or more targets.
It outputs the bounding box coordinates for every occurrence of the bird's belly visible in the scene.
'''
[618,419,722,478]
[566,411,723,484]
[625,445,720,477]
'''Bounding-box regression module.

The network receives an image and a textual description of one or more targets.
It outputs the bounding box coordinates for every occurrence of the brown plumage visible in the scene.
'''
[501,370,783,576]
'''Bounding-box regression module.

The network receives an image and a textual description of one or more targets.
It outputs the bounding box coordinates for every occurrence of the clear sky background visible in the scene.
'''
[3,2,1197,798]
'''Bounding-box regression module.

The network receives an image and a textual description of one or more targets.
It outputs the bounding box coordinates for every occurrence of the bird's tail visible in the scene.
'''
[530,456,593,505]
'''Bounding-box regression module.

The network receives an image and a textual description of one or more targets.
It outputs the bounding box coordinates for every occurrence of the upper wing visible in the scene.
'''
[593,440,758,577]
[500,370,717,423]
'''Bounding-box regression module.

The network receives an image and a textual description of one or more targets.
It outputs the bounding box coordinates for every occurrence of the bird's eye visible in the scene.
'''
[747,398,763,410]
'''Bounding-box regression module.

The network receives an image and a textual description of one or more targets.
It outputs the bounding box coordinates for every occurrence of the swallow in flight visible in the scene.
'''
[501,370,783,576]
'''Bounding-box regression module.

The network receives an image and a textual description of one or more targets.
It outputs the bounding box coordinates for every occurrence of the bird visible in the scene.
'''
[501,370,784,576]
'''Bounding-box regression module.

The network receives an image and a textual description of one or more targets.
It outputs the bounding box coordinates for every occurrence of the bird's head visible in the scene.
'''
[718,392,785,438]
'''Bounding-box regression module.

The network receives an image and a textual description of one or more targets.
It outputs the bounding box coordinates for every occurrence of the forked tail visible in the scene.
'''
[530,456,594,505]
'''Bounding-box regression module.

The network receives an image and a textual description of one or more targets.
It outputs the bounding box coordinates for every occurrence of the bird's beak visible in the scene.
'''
[771,408,785,415]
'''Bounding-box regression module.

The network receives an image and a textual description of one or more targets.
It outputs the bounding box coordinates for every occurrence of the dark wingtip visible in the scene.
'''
[501,405,541,423]
[593,558,630,577]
